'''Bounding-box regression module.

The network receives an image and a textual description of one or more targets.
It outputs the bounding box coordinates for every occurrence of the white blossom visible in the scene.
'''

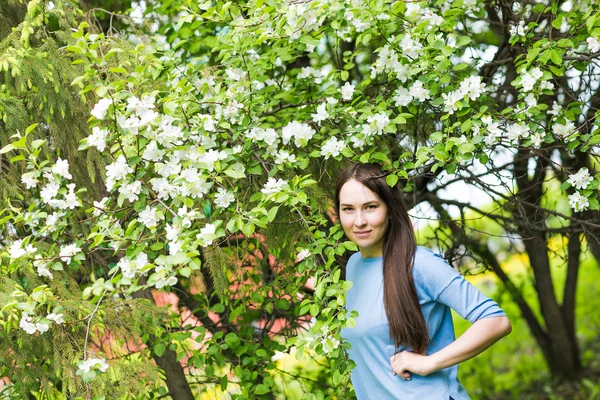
[155,275,178,289]
[261,178,289,196]
[199,149,228,172]
[35,321,51,334]
[59,243,81,264]
[552,121,576,139]
[197,223,217,246]
[47,313,64,324]
[312,103,329,124]
[215,188,235,208]
[93,197,109,217]
[442,91,463,114]
[399,34,423,59]
[341,82,355,100]
[118,181,142,202]
[320,137,346,159]
[19,314,37,334]
[568,168,594,190]
[9,239,35,259]
[587,37,600,53]
[273,150,296,165]
[138,206,159,228]
[411,81,431,102]
[78,358,109,374]
[281,121,316,147]
[509,21,527,37]
[91,98,112,120]
[21,172,38,189]
[297,249,311,261]
[63,183,79,210]
[40,180,60,205]
[520,67,543,92]
[569,192,589,212]
[393,87,413,107]
[52,158,72,180]
[88,127,108,152]
[459,76,486,101]
[367,113,390,134]
[506,123,530,143]
[34,257,53,279]
[530,132,544,148]
[524,93,537,108]
[105,155,133,191]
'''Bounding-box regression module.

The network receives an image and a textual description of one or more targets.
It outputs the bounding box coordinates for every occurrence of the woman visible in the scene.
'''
[337,163,511,400]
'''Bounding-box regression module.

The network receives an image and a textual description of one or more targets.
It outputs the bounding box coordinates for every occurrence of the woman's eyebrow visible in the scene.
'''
[340,201,379,207]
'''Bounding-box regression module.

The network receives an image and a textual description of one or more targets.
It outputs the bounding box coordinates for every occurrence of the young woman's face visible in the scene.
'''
[338,179,389,258]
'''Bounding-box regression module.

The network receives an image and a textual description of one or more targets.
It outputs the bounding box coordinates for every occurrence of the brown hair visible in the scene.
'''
[335,163,428,353]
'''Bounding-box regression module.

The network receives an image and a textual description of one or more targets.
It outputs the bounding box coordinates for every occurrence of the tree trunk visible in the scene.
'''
[153,347,196,400]
[132,285,196,400]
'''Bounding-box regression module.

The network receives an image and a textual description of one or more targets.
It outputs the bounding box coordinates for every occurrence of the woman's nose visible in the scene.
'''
[354,212,367,226]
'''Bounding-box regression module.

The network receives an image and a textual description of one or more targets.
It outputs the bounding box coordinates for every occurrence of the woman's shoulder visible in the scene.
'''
[412,246,458,290]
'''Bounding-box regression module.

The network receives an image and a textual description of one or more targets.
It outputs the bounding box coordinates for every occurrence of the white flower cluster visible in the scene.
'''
[215,187,235,208]
[297,66,332,84]
[118,252,149,280]
[370,44,413,81]
[8,239,36,260]
[341,82,355,101]
[312,103,329,124]
[303,318,340,354]
[505,122,530,145]
[509,21,527,38]
[567,168,594,212]
[87,127,108,152]
[343,11,371,33]
[321,137,346,159]
[105,155,133,191]
[284,3,322,40]
[587,37,600,53]
[77,358,109,374]
[442,76,486,114]
[196,222,217,246]
[91,98,112,120]
[19,312,62,335]
[118,96,159,132]
[393,81,430,107]
[281,121,316,147]
[59,243,81,264]
[297,249,311,262]
[152,262,179,289]
[552,120,576,140]
[519,67,553,93]
[261,178,289,198]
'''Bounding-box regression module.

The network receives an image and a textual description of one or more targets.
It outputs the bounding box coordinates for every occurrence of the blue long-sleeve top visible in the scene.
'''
[341,246,506,400]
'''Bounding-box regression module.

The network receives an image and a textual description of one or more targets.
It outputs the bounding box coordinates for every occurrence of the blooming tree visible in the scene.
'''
[1,0,600,398]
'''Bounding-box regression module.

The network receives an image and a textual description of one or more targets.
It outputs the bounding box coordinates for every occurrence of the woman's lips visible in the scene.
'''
[354,230,371,238]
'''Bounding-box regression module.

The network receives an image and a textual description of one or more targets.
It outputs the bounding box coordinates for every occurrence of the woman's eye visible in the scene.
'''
[342,208,353,212]
[366,205,377,209]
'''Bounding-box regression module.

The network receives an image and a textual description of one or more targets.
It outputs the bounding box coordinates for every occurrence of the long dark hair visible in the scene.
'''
[335,163,428,353]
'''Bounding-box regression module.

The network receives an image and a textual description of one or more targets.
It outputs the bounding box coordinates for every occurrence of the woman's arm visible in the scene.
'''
[390,315,511,379]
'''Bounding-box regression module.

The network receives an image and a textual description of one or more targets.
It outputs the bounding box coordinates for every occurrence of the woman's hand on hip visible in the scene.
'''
[390,351,436,379]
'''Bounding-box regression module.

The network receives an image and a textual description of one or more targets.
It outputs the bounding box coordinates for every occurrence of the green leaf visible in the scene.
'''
[224,162,246,179]
[267,206,279,222]
[386,174,399,187]
[25,123,39,135]
[255,384,270,394]
[109,67,127,74]
[154,342,166,357]
[0,144,14,154]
